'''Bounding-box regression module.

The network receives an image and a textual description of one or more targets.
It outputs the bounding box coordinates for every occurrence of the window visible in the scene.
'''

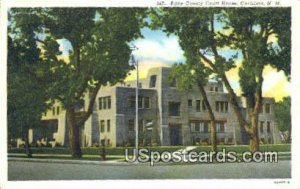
[138,96,143,109]
[129,96,151,109]
[107,120,111,132]
[204,122,209,133]
[216,121,225,133]
[196,100,201,112]
[265,103,271,114]
[144,97,150,109]
[195,123,200,132]
[224,102,228,112]
[190,121,209,133]
[103,97,107,109]
[267,121,271,133]
[100,120,105,133]
[216,101,219,112]
[188,99,193,107]
[168,102,181,116]
[52,107,55,115]
[99,96,111,110]
[260,121,264,133]
[149,75,157,88]
[56,106,60,115]
[138,82,142,88]
[99,98,103,110]
[128,119,134,131]
[107,97,111,109]
[216,101,228,113]
[190,122,196,132]
[199,122,204,132]
[215,87,218,92]
[210,86,214,91]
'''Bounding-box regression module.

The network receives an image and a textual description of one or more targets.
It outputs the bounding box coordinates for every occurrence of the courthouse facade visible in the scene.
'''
[32,67,281,147]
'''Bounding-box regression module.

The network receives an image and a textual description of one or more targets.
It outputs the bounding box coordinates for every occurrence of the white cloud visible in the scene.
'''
[132,36,185,63]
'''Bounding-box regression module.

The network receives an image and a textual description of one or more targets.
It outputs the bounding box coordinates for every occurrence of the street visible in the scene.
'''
[8,159,291,180]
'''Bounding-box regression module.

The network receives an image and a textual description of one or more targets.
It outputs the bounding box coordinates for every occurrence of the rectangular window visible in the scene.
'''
[190,122,196,132]
[107,97,111,109]
[52,107,55,115]
[99,97,103,110]
[216,101,220,112]
[100,120,105,133]
[149,75,157,88]
[215,87,218,92]
[129,96,151,109]
[103,97,107,109]
[144,97,150,109]
[168,102,181,116]
[196,100,201,112]
[216,121,225,133]
[260,121,264,133]
[188,99,193,107]
[99,96,111,110]
[138,96,143,109]
[265,103,271,114]
[224,102,228,112]
[204,122,209,133]
[195,123,200,132]
[267,121,271,133]
[138,82,142,88]
[190,121,210,133]
[107,120,111,132]
[56,106,60,115]
[128,119,134,131]
[216,101,228,113]
[199,122,204,132]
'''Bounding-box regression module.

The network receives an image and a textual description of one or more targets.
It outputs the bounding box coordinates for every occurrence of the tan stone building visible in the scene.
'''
[34,66,281,147]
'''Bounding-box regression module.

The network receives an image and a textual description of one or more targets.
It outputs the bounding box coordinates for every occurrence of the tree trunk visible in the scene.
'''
[23,127,32,158]
[210,121,217,152]
[197,83,217,153]
[66,106,82,158]
[249,112,260,153]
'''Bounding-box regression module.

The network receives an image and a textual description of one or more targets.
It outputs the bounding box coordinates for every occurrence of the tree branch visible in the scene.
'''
[76,83,101,127]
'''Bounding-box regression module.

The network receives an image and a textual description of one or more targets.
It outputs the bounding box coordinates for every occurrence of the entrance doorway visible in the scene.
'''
[169,124,182,145]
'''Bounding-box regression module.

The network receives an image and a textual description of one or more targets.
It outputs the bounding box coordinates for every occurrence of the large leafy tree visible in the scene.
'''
[274,97,291,143]
[151,8,290,152]
[10,8,145,157]
[169,62,217,153]
[7,22,52,157]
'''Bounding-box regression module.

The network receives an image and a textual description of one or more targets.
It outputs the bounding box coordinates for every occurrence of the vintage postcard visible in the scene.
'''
[0,0,299,189]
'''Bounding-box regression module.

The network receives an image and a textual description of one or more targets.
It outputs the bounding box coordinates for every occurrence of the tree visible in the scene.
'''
[169,62,217,153]
[10,8,145,157]
[225,8,291,151]
[151,8,290,152]
[7,25,51,157]
[274,97,291,143]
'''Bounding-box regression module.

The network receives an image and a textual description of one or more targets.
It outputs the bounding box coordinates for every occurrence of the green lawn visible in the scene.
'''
[8,144,291,156]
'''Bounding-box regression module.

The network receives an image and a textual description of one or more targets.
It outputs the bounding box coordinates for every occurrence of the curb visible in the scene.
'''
[8,157,135,166]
